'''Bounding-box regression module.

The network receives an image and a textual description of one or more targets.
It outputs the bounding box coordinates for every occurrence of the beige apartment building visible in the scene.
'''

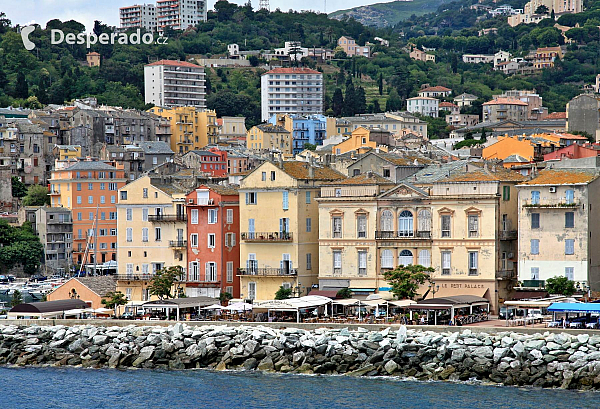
[516,168,600,291]
[317,164,524,312]
[317,173,395,297]
[116,175,188,302]
[238,160,345,301]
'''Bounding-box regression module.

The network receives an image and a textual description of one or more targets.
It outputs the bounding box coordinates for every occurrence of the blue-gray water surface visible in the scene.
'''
[1,367,599,409]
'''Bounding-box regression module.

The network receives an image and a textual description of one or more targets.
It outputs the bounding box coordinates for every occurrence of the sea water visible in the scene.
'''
[1,367,598,409]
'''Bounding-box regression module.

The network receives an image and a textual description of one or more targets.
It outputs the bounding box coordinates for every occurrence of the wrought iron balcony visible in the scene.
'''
[521,279,545,288]
[375,231,431,240]
[497,270,516,279]
[241,232,293,242]
[499,230,518,240]
[169,240,187,248]
[237,267,297,276]
[148,214,187,222]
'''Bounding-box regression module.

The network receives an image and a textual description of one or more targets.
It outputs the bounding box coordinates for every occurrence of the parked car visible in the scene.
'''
[119,312,134,320]
[30,274,47,282]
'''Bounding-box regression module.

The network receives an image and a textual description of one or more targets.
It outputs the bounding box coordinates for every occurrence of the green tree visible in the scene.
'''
[535,5,549,14]
[386,88,402,112]
[336,288,353,299]
[22,185,50,207]
[303,143,317,151]
[343,81,356,116]
[102,291,128,316]
[382,264,434,300]
[11,176,27,198]
[148,266,184,300]
[275,286,293,300]
[219,291,233,304]
[546,276,576,296]
[15,72,28,99]
[378,72,383,96]
[332,88,344,117]
[372,99,381,113]
[10,290,23,307]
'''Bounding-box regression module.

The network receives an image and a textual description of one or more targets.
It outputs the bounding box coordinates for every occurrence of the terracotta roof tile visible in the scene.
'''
[444,167,526,183]
[545,112,567,120]
[203,184,239,196]
[483,97,528,106]
[324,172,394,186]
[378,153,433,166]
[519,169,598,186]
[281,161,346,181]
[419,86,451,93]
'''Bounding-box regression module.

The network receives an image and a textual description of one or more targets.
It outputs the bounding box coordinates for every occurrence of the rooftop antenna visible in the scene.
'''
[259,0,269,11]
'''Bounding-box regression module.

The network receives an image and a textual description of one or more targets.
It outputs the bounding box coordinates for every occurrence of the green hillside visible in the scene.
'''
[329,0,451,28]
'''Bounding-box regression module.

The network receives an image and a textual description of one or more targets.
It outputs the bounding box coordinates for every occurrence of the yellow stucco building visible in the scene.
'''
[116,175,188,302]
[238,160,345,301]
[147,106,218,155]
[246,124,291,154]
[331,127,386,155]
[53,145,82,161]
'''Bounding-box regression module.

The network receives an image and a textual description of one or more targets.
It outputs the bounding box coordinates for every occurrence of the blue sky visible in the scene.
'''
[2,0,380,31]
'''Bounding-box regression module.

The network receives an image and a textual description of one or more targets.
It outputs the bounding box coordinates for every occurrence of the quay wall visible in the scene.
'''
[1,323,600,390]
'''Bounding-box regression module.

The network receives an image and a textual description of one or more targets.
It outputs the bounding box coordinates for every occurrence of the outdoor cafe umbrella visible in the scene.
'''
[201,304,223,310]
[222,302,253,312]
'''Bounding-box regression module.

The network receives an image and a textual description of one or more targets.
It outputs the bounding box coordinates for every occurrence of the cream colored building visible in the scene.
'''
[317,173,395,297]
[317,164,524,312]
[116,175,188,302]
[238,160,345,301]
[246,124,291,154]
[516,168,600,290]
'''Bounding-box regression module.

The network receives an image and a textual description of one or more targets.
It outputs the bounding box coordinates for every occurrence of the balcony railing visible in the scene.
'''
[115,274,154,281]
[169,240,187,248]
[148,214,187,222]
[522,200,578,209]
[375,231,431,240]
[497,270,516,279]
[521,279,545,288]
[499,230,518,240]
[237,267,298,276]
[241,232,293,242]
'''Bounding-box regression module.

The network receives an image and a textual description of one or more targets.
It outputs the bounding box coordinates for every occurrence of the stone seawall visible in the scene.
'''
[2,323,600,390]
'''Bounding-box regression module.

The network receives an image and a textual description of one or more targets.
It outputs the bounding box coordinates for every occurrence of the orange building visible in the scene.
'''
[47,276,116,309]
[48,160,127,268]
[331,127,387,155]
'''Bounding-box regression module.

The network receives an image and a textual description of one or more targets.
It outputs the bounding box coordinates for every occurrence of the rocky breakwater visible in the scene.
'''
[2,324,600,389]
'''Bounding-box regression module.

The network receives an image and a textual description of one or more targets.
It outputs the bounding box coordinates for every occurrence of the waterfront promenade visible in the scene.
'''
[4,318,598,335]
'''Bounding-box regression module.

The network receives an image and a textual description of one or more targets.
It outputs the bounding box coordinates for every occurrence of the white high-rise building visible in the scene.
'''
[119,4,157,32]
[144,60,206,108]
[260,68,323,121]
[156,0,207,31]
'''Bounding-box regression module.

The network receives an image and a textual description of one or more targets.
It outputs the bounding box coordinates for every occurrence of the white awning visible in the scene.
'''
[332,299,360,306]
[362,299,388,307]
[201,304,223,310]
[254,295,332,311]
[388,300,416,308]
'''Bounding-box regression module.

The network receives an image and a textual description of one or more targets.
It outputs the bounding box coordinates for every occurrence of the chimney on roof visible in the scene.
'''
[278,152,283,169]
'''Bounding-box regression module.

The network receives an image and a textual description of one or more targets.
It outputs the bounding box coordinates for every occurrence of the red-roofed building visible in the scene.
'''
[261,67,323,121]
[544,143,599,161]
[439,101,459,114]
[483,97,528,122]
[186,184,240,298]
[418,86,452,98]
[144,60,206,108]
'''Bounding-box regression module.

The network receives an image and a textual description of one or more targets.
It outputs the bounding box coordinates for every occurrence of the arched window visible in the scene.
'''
[418,249,431,268]
[399,249,413,266]
[380,210,393,231]
[381,249,394,269]
[398,211,414,237]
[417,209,431,238]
